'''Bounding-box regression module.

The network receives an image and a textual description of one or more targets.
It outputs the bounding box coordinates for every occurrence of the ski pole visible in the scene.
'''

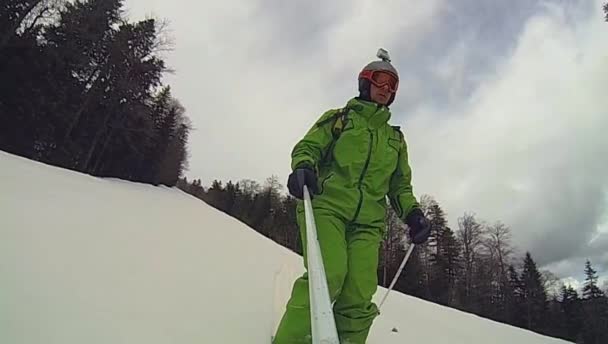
[378,242,415,311]
[303,185,340,344]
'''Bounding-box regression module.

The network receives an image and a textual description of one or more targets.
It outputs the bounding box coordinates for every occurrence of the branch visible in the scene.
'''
[25,7,51,33]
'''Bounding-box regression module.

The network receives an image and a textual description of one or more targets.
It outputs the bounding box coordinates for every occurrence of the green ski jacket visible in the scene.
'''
[291,97,420,228]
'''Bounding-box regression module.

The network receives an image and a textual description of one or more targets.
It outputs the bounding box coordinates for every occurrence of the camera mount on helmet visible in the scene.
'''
[376,48,391,62]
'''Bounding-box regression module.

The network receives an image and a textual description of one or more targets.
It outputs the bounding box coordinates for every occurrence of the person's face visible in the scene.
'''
[370,82,392,105]
[369,71,398,106]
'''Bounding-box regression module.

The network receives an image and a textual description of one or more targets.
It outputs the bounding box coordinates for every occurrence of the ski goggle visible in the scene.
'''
[359,70,399,92]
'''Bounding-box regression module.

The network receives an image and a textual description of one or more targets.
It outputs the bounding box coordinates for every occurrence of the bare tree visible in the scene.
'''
[483,221,514,279]
[541,269,563,300]
[483,221,515,319]
[381,207,408,286]
[239,179,261,196]
[457,212,485,301]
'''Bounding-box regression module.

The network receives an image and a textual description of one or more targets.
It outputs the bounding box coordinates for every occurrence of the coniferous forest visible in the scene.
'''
[177,177,608,344]
[1,0,190,186]
[2,1,608,343]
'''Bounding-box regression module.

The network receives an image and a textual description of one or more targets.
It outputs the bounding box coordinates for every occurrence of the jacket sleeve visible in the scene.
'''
[290,109,338,171]
[387,132,420,220]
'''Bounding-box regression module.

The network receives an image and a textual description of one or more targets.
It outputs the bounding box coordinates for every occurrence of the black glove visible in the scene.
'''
[287,166,318,200]
[405,208,431,244]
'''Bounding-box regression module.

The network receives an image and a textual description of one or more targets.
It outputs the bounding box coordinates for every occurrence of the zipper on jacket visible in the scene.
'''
[351,129,373,223]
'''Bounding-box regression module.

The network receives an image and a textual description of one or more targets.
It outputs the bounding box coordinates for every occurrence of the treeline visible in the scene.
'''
[0,0,190,186]
[178,177,608,344]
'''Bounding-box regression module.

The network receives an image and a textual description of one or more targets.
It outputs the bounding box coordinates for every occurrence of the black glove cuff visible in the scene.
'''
[405,207,424,224]
[293,162,315,172]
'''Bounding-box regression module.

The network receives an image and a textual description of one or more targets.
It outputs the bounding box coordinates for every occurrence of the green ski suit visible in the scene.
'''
[273,97,420,344]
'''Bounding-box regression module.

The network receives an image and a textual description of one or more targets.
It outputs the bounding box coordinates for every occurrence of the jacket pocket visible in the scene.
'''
[380,137,400,175]
[318,172,335,195]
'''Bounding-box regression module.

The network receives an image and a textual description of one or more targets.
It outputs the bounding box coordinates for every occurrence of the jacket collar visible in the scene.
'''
[346,97,391,129]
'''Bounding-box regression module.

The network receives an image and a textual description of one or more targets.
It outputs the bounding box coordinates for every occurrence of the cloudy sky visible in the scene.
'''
[123,0,608,287]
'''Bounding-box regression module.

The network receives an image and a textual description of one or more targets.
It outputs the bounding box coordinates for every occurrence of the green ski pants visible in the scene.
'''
[272,206,384,344]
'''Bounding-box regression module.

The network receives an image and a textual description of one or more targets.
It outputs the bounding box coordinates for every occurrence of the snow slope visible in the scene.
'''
[0,150,571,344]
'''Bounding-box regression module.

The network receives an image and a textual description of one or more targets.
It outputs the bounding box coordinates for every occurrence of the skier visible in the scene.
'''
[273,49,431,344]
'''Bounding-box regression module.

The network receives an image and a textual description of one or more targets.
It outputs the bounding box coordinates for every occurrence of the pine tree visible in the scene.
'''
[156,111,190,186]
[206,180,226,212]
[544,293,568,340]
[1,0,189,185]
[419,197,448,303]
[231,179,257,224]
[0,1,69,159]
[79,17,167,177]
[279,195,299,252]
[560,284,582,342]
[0,0,51,51]
[250,189,272,235]
[580,260,608,344]
[45,0,125,163]
[583,260,604,300]
[506,264,524,327]
[520,252,548,333]
[434,227,461,306]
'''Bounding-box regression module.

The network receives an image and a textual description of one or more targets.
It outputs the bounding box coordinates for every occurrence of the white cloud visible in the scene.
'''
[402,1,608,272]
[123,0,446,184]
[122,0,608,278]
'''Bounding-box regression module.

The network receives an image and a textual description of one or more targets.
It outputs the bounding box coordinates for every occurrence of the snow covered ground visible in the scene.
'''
[0,150,571,343]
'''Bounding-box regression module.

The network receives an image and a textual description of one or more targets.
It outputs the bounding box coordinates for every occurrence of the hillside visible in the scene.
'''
[0,151,571,343]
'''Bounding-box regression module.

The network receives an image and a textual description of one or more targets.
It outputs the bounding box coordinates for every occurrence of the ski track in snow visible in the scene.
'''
[0,151,572,343]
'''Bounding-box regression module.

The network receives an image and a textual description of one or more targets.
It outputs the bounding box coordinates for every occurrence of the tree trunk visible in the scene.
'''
[90,126,116,174]
[81,106,115,171]
[62,68,101,145]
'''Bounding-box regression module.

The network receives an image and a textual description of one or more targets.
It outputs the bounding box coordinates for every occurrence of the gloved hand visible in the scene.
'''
[287,165,318,200]
[405,208,431,244]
